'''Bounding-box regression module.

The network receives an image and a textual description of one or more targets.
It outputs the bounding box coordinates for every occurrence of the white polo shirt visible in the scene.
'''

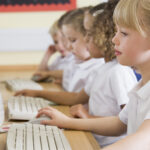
[84,59,137,147]
[119,80,150,135]
[48,53,75,71]
[0,92,4,126]
[63,58,105,92]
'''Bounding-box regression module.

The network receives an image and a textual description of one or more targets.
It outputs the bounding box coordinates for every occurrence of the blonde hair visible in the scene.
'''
[49,20,59,37]
[57,10,74,29]
[113,0,150,37]
[62,8,86,35]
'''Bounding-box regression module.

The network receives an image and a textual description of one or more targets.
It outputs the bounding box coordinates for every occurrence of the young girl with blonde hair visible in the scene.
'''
[32,12,75,82]
[61,8,104,92]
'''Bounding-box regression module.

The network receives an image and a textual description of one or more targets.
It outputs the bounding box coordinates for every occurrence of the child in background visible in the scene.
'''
[32,12,75,82]
[37,0,150,149]
[15,0,137,147]
[38,21,71,71]
[61,8,104,92]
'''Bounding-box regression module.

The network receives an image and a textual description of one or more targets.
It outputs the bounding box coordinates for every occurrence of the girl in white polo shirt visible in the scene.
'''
[32,13,75,82]
[15,1,137,147]
[38,21,71,71]
[36,0,150,149]
[61,8,105,92]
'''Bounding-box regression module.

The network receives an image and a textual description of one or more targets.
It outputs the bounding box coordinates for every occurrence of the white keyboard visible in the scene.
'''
[5,79,43,91]
[8,96,56,120]
[7,123,72,150]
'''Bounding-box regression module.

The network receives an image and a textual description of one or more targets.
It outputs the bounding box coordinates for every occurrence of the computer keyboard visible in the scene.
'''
[7,123,72,150]
[8,96,56,120]
[5,79,43,91]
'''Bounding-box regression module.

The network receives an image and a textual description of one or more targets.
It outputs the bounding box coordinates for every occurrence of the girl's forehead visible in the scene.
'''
[62,24,74,32]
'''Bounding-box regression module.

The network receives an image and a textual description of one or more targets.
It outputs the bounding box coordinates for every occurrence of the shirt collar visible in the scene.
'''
[77,58,104,69]
[129,80,150,100]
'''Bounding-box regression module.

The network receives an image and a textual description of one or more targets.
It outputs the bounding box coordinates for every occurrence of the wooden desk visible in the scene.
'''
[0,67,101,150]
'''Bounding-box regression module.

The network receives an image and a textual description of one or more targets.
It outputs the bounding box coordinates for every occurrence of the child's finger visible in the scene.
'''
[38,106,54,113]
[14,90,24,96]
[36,109,52,118]
[41,120,53,125]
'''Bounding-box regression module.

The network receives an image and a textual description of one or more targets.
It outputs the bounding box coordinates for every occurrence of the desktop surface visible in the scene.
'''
[0,66,101,150]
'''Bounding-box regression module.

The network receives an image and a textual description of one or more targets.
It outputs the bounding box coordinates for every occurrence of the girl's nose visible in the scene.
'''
[112,34,119,46]
[66,41,72,51]
[84,33,90,43]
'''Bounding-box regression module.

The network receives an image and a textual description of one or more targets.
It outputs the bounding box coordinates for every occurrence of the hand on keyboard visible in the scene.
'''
[29,116,51,124]
[70,104,89,119]
[37,106,70,128]
[15,89,39,97]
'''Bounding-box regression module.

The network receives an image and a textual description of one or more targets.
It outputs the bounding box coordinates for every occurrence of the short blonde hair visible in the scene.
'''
[113,0,150,37]
[49,20,59,37]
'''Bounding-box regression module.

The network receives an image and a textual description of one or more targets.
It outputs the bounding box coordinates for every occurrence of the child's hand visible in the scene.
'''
[14,89,38,97]
[70,104,89,119]
[37,107,70,128]
[47,45,57,54]
[54,79,62,85]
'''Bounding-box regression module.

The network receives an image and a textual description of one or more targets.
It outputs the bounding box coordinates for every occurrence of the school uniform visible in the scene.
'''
[63,58,105,92]
[84,59,137,147]
[0,92,4,125]
[48,53,75,71]
[119,80,150,135]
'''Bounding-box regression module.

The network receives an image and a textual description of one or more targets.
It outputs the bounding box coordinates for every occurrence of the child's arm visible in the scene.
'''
[45,70,63,79]
[33,70,63,82]
[38,45,56,71]
[15,89,89,105]
[70,104,90,118]
[70,104,101,118]
[103,120,150,150]
[37,106,127,136]
[70,104,126,119]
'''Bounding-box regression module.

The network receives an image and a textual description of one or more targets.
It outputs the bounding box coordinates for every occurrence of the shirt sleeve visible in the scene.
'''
[48,56,61,70]
[119,103,129,125]
[144,101,150,121]
[110,66,137,106]
[84,71,96,96]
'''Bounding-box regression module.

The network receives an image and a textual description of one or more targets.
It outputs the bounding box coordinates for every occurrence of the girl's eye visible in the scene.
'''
[121,32,128,36]
[70,39,76,43]
[86,31,92,37]
[54,40,58,44]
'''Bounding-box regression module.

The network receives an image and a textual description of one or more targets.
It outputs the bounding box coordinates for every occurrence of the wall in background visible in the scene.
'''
[0,0,107,65]
[0,0,104,29]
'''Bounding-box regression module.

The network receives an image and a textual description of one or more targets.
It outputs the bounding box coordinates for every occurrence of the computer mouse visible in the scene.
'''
[31,75,54,82]
[29,116,51,124]
[31,75,42,82]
